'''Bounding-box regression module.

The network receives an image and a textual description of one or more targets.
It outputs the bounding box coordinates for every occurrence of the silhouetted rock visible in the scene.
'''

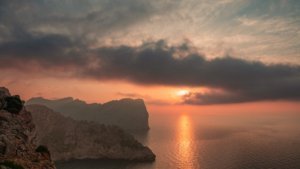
[26,104,156,162]
[3,96,23,114]
[0,87,56,169]
[0,87,10,111]
[26,97,150,131]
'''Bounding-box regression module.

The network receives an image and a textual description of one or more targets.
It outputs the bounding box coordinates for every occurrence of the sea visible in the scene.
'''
[56,111,300,169]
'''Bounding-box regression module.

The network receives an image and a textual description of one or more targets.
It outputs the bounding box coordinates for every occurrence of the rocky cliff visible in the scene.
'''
[26,104,155,162]
[26,97,149,131]
[0,87,56,169]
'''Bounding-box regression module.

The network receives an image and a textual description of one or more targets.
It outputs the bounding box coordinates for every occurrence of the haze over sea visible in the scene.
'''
[1,1,300,169]
[57,111,300,169]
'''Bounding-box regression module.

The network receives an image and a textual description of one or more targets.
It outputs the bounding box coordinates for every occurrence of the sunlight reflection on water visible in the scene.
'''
[177,114,199,169]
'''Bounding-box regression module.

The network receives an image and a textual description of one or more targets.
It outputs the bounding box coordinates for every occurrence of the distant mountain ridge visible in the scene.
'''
[26,104,155,162]
[26,97,150,131]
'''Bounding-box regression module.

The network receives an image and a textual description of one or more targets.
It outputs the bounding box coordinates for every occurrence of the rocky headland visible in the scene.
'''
[26,104,155,162]
[0,87,56,169]
[26,97,150,131]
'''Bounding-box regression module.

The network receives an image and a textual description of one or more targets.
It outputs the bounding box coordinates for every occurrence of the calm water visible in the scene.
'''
[57,112,300,169]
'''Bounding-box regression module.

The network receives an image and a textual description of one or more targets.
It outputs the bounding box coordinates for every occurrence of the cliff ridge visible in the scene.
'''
[0,87,56,169]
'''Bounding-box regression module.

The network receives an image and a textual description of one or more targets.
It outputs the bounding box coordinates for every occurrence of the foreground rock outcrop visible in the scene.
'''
[26,97,149,131]
[0,87,56,169]
[26,104,155,162]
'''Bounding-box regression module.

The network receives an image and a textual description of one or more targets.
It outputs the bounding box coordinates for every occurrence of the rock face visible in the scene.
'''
[0,87,56,169]
[26,104,155,162]
[26,97,149,131]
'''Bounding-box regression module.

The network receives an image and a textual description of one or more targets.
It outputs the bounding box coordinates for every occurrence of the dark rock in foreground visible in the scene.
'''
[26,97,150,131]
[26,104,156,162]
[0,87,56,169]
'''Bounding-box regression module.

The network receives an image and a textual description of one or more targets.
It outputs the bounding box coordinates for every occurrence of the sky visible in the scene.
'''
[0,0,300,113]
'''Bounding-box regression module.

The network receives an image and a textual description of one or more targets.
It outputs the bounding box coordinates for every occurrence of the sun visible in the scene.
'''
[177,90,190,96]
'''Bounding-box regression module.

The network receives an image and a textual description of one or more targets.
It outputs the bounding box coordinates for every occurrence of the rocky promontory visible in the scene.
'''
[26,97,150,131]
[26,104,155,162]
[0,87,56,169]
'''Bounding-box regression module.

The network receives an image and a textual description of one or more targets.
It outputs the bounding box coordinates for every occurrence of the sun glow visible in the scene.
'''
[177,90,190,96]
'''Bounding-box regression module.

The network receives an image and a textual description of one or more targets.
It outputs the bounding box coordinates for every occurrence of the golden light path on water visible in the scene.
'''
[177,114,199,169]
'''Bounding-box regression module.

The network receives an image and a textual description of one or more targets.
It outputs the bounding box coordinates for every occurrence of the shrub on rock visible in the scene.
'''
[35,145,50,154]
[3,95,23,114]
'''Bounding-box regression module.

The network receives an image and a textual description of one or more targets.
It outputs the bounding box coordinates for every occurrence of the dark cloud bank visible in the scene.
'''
[90,41,300,104]
[1,34,300,105]
[0,0,300,105]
